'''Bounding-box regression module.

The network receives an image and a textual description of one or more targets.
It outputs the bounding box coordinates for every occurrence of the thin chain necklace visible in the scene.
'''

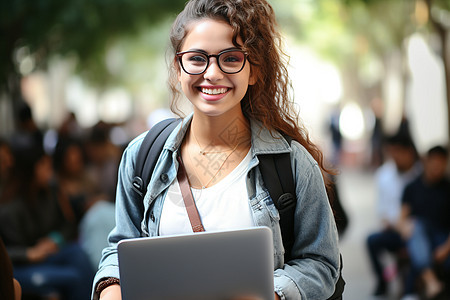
[187,142,240,189]
[192,128,236,155]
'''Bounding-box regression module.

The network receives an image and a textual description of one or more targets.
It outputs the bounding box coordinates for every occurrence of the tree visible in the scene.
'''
[275,0,450,142]
[0,0,186,130]
[424,0,450,144]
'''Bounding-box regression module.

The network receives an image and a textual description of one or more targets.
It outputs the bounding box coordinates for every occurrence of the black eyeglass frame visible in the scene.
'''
[176,49,248,75]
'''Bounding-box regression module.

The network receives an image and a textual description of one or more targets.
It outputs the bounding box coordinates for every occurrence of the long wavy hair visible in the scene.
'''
[168,0,333,184]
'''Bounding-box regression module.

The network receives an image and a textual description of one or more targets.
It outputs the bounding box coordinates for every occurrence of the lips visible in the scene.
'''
[198,86,231,101]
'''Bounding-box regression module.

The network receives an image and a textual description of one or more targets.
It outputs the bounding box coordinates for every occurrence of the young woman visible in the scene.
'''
[93,0,340,299]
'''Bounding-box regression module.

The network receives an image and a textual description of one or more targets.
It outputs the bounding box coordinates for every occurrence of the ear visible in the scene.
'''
[248,65,259,86]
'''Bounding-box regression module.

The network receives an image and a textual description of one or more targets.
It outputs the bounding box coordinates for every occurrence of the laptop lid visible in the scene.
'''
[117,226,274,300]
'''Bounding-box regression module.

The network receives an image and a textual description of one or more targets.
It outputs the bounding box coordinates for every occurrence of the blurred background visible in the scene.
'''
[1,0,449,299]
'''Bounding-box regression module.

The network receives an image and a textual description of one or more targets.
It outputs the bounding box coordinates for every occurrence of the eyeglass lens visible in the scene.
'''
[180,51,245,74]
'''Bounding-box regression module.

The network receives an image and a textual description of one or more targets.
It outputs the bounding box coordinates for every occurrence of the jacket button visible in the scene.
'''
[160,173,168,182]
[150,211,155,222]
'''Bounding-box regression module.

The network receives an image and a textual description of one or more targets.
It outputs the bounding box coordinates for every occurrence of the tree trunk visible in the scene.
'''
[426,0,450,147]
[442,31,450,146]
[0,74,22,138]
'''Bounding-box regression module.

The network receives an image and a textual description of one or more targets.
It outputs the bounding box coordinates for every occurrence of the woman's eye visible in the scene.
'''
[224,56,239,62]
[221,51,244,64]
[188,55,207,63]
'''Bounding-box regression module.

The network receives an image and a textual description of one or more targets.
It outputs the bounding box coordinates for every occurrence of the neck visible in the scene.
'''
[181,112,251,189]
[190,113,250,148]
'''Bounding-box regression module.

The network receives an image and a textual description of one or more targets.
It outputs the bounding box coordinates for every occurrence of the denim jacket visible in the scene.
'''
[93,114,340,300]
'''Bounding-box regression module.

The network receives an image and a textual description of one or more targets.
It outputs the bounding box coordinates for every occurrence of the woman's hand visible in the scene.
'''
[230,293,280,300]
[99,284,122,300]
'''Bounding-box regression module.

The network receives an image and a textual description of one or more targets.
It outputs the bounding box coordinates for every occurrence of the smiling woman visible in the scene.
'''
[175,18,256,120]
[92,1,341,300]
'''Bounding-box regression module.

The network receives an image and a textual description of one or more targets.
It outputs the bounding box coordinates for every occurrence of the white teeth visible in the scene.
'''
[201,88,228,95]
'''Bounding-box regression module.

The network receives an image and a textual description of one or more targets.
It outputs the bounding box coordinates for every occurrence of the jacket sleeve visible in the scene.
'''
[91,134,146,300]
[273,141,340,300]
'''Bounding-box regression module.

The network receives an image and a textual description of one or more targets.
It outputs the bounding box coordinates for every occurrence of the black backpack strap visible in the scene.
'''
[257,136,296,262]
[258,135,345,299]
[132,118,181,198]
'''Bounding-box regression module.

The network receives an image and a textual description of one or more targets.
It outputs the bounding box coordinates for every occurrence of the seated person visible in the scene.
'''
[366,134,421,296]
[399,146,450,299]
[0,145,93,300]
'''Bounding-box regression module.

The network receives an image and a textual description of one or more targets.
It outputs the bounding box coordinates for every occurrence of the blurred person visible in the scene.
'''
[326,174,349,237]
[0,144,94,300]
[370,115,384,169]
[57,112,85,141]
[53,138,99,221]
[85,121,122,202]
[93,1,341,299]
[9,102,44,155]
[0,139,15,195]
[369,97,384,169]
[53,137,115,269]
[328,106,342,166]
[398,146,450,299]
[366,133,421,297]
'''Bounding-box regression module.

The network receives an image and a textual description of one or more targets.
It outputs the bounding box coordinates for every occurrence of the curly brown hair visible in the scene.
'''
[168,0,333,182]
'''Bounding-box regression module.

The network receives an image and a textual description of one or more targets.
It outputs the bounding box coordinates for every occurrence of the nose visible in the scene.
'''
[203,58,224,82]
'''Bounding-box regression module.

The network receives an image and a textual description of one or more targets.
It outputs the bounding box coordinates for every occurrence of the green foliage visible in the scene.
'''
[102,18,174,103]
[2,0,449,101]
[272,0,426,96]
[0,0,186,91]
[275,0,417,64]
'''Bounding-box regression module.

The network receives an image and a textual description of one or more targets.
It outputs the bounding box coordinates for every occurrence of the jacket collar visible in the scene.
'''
[249,118,291,156]
[164,112,291,156]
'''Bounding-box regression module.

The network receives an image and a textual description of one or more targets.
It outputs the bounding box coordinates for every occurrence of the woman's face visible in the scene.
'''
[35,155,53,186]
[424,154,447,184]
[176,19,256,118]
[0,145,14,175]
[64,145,84,175]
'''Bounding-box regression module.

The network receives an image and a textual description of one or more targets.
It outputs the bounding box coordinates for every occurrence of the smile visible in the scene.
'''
[200,87,229,95]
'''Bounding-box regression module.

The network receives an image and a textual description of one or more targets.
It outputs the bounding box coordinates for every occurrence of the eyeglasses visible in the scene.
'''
[176,49,247,75]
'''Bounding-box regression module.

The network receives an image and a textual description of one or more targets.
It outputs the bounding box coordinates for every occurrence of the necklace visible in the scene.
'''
[187,142,240,189]
[192,128,236,155]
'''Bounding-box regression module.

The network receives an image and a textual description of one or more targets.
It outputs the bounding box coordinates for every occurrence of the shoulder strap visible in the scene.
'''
[258,136,345,300]
[132,118,181,198]
[257,136,296,262]
[177,155,205,233]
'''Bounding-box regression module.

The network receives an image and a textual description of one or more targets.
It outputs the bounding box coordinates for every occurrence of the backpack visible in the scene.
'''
[131,118,345,300]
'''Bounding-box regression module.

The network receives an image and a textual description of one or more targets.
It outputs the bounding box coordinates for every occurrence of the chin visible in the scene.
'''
[196,109,225,118]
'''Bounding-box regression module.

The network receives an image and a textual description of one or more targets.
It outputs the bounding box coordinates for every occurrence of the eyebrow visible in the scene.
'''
[185,47,242,54]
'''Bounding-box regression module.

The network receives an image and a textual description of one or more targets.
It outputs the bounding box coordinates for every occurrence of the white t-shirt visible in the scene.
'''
[376,160,421,224]
[159,150,254,236]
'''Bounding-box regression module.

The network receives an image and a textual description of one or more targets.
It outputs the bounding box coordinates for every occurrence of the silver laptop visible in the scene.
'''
[117,226,274,300]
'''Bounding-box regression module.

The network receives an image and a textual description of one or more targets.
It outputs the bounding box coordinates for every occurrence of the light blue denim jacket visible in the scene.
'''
[93,115,340,300]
